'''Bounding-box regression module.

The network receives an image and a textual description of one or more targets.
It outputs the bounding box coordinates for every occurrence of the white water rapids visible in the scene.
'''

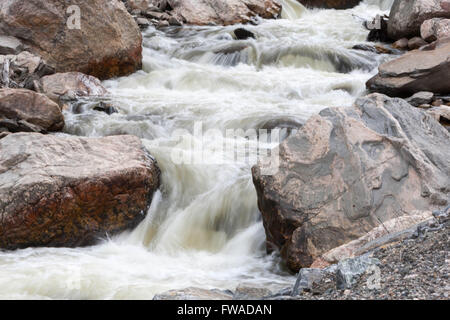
[0,0,395,299]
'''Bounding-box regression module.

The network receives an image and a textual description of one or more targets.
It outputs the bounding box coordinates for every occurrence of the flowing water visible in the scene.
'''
[0,0,395,299]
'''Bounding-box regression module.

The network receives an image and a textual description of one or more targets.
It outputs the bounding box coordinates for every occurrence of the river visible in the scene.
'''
[0,0,394,299]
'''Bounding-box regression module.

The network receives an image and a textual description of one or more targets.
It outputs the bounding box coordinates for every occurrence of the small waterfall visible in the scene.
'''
[280,0,307,20]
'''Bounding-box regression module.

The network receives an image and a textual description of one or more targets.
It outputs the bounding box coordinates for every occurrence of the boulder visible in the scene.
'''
[388,0,450,40]
[366,38,450,97]
[0,0,142,80]
[35,72,108,105]
[252,93,450,272]
[420,18,450,41]
[0,88,64,133]
[297,0,362,9]
[0,133,160,249]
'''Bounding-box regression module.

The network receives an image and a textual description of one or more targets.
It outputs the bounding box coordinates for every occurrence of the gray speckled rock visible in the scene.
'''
[336,255,380,290]
[253,93,450,272]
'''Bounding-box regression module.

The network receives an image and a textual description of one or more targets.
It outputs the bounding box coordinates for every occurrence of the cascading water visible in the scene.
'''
[0,0,395,299]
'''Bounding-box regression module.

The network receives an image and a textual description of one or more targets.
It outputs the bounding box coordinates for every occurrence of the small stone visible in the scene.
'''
[406,91,434,107]
[168,16,182,26]
[392,38,409,50]
[408,37,428,50]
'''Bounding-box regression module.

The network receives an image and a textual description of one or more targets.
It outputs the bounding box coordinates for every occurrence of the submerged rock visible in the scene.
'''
[0,88,64,133]
[252,93,450,272]
[0,133,160,249]
[0,0,142,80]
[366,38,450,97]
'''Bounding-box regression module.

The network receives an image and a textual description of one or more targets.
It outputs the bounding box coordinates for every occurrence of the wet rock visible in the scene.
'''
[153,287,233,300]
[432,99,444,106]
[0,35,23,55]
[0,88,64,133]
[392,38,409,50]
[35,72,108,106]
[388,0,450,40]
[252,93,450,272]
[406,91,434,106]
[233,285,272,300]
[297,0,362,9]
[408,37,428,50]
[0,133,160,249]
[93,102,119,115]
[366,38,450,97]
[421,18,450,42]
[234,28,255,40]
[336,255,380,290]
[0,0,142,80]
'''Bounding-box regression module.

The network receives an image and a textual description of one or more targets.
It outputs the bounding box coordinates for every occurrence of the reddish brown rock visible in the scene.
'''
[252,94,450,272]
[0,133,160,249]
[0,0,142,80]
[0,88,64,133]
